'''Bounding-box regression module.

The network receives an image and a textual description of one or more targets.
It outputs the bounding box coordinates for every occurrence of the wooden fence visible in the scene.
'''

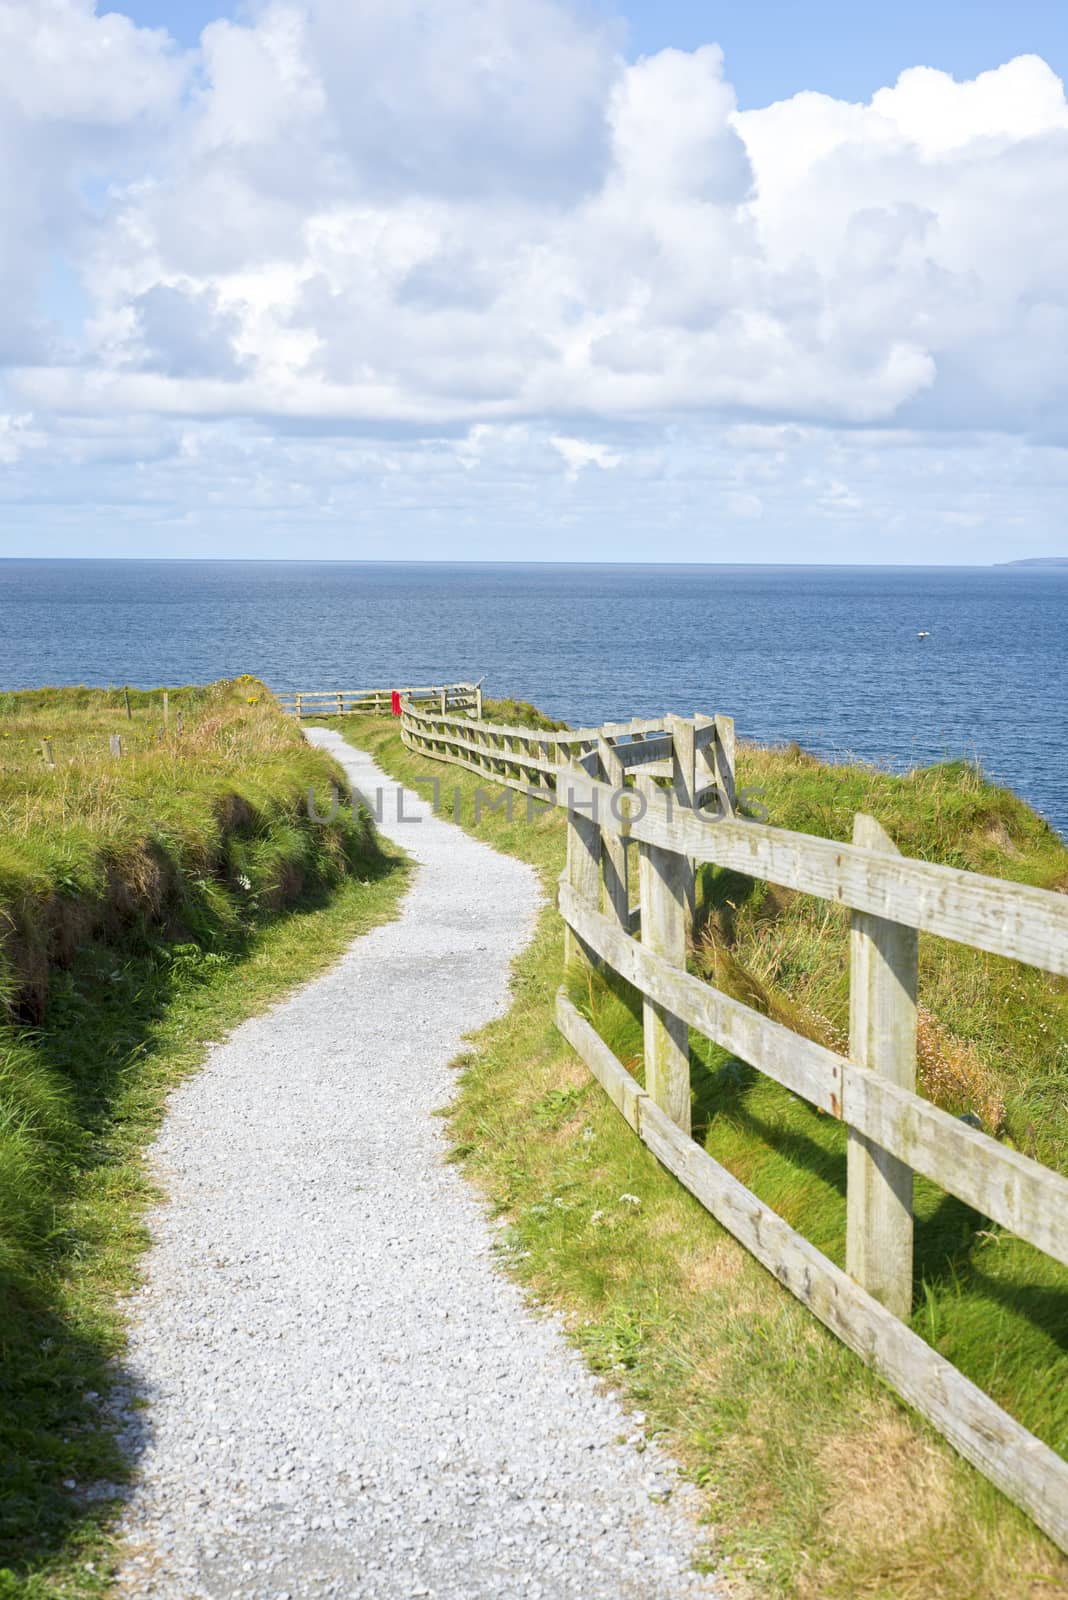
[394,689,1068,1549]
[278,682,481,720]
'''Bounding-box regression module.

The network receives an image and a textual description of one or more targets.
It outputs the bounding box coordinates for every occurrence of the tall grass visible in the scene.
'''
[336,712,1068,1600]
[0,682,408,1595]
[0,679,357,1019]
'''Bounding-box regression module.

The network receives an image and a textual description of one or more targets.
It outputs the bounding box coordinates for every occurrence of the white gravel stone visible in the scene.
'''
[111,730,719,1598]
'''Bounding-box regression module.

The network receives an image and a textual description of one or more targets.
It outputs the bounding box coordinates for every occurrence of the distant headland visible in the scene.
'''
[995,557,1068,568]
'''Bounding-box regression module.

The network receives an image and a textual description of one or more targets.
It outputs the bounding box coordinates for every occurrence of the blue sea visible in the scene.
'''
[1,559,1066,834]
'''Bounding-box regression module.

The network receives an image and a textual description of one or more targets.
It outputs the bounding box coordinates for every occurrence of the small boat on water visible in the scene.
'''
[917,630,930,639]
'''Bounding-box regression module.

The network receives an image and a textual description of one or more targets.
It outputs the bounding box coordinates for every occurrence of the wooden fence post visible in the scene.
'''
[668,715,697,934]
[597,731,628,931]
[337,692,343,717]
[162,690,169,728]
[636,773,691,1133]
[123,687,132,721]
[846,813,918,1319]
[559,755,601,969]
[713,714,736,817]
[295,693,302,720]
[41,739,54,768]
[694,712,737,820]
[109,734,123,757]
[176,711,183,737]
[475,684,483,721]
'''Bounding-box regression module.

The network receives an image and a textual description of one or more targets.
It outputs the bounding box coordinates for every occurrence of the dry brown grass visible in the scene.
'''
[802,1406,1068,1599]
[681,1237,749,1295]
[807,1413,953,1590]
[917,1005,1007,1132]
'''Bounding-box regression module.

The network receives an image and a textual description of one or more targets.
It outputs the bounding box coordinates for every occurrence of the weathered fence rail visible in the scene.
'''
[369,687,1068,1548]
[278,682,481,719]
[399,696,734,794]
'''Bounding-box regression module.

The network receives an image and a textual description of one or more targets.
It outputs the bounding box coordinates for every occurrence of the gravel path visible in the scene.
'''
[112,730,718,1599]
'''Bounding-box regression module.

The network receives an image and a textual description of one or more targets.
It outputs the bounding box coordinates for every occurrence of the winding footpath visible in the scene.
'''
[113,730,718,1599]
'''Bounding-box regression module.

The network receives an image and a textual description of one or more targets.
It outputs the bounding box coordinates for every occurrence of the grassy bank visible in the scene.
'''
[332,709,1068,1600]
[0,683,409,1597]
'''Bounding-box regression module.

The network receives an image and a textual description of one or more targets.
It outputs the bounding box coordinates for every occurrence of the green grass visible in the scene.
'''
[479,697,570,732]
[331,713,1068,1600]
[0,685,410,1596]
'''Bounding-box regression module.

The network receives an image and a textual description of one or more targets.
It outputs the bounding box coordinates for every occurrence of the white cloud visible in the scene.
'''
[606,45,750,203]
[871,54,1068,155]
[0,0,186,363]
[550,435,623,478]
[819,478,864,513]
[1,1,1067,554]
[0,0,184,123]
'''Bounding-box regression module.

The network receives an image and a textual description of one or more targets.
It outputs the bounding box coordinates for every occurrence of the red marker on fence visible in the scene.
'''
[391,690,402,717]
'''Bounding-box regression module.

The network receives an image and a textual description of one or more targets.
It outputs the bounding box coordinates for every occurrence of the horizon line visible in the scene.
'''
[1,557,1065,569]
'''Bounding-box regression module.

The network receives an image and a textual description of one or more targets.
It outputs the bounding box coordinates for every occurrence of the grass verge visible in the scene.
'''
[0,685,409,1597]
[332,710,1068,1600]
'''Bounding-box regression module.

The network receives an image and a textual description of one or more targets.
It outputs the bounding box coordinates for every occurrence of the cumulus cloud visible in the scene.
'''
[131,284,250,378]
[14,8,1067,434]
[307,0,618,201]
[0,0,186,361]
[606,45,751,204]
[1,0,1067,553]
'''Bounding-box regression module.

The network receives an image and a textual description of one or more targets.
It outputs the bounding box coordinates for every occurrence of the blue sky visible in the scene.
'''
[624,0,1068,104]
[122,0,1068,104]
[2,0,1068,561]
